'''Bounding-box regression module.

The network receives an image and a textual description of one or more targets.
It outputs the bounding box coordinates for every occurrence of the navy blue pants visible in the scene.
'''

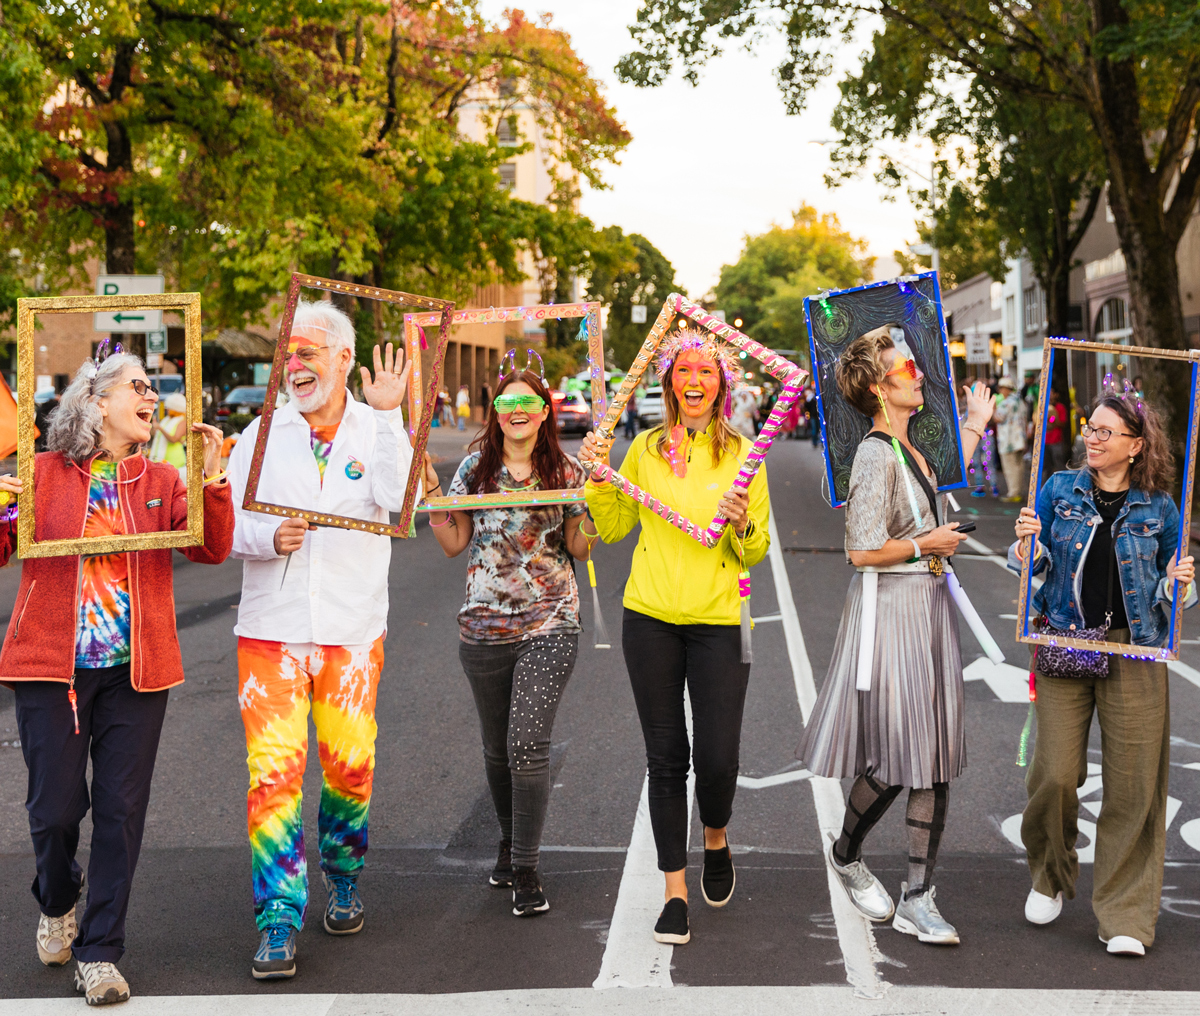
[15,664,168,963]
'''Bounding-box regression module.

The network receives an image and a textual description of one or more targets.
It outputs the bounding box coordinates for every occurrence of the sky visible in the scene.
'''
[480,1,933,298]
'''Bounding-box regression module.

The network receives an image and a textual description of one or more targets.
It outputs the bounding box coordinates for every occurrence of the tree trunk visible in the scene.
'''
[103,120,135,273]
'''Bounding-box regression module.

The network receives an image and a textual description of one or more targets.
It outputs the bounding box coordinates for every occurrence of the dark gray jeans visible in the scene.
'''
[459,634,578,869]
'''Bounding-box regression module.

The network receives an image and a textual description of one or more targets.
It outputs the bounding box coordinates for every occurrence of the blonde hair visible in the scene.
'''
[835,325,896,417]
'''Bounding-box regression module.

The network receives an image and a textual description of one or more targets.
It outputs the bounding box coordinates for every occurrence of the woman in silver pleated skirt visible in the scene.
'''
[798,324,993,944]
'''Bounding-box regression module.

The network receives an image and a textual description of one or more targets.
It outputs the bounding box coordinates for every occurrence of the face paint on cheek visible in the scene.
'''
[672,351,720,411]
[288,335,327,377]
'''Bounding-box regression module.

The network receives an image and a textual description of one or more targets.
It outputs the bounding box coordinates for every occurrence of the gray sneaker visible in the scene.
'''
[824,832,894,922]
[892,882,960,945]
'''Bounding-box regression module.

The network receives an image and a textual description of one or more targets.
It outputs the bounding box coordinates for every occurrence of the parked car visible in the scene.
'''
[217,385,269,419]
[552,390,591,436]
[637,386,664,429]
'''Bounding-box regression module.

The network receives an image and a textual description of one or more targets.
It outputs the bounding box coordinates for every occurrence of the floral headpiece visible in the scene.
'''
[498,348,548,387]
[653,327,744,415]
[1101,372,1144,416]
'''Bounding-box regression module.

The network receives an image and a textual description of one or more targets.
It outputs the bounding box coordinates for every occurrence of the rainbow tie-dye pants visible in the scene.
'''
[237,636,384,930]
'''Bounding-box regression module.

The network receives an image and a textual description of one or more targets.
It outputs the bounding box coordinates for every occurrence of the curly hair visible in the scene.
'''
[1089,393,1174,494]
[835,325,896,418]
[46,353,146,463]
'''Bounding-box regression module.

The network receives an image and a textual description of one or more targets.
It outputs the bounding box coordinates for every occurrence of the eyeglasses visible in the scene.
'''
[1081,423,1135,442]
[885,356,919,380]
[287,344,330,363]
[126,379,159,398]
[493,393,546,413]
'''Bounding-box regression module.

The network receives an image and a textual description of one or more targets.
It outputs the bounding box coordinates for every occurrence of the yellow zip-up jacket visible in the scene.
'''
[585,426,770,626]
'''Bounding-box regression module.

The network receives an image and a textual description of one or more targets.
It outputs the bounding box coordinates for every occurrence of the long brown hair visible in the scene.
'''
[465,370,569,493]
[1089,393,1173,494]
[652,354,744,467]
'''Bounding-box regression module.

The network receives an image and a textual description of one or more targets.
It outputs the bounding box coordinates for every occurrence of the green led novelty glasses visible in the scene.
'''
[493,393,546,413]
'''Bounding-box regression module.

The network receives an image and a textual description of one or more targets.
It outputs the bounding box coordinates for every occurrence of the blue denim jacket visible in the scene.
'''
[1006,469,1197,647]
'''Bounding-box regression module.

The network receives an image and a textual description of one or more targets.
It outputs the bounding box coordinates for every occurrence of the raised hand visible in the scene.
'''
[963,380,996,430]
[360,342,411,412]
[191,422,225,479]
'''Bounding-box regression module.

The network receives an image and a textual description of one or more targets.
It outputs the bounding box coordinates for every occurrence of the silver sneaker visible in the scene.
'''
[824,832,894,922]
[37,874,84,966]
[893,882,960,945]
[74,960,130,1005]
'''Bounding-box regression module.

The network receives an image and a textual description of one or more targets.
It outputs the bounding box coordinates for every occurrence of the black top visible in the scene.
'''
[1081,490,1128,629]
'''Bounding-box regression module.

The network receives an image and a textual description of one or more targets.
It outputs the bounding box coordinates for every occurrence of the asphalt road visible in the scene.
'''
[1,430,1199,1003]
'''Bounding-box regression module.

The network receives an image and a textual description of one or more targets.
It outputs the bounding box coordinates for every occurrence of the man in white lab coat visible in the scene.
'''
[228,300,416,980]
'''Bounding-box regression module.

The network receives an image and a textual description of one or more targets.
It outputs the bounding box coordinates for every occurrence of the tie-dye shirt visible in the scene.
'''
[75,459,131,668]
[448,452,586,644]
[310,423,340,485]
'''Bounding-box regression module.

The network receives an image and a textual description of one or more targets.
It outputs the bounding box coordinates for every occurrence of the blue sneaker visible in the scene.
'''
[322,872,365,935]
[251,924,296,980]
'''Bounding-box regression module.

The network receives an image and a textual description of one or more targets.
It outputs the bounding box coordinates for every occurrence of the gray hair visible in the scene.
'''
[46,353,146,463]
[290,299,356,378]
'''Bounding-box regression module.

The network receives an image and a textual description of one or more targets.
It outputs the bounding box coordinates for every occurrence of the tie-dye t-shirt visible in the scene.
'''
[310,423,340,485]
[448,452,586,644]
[75,459,131,668]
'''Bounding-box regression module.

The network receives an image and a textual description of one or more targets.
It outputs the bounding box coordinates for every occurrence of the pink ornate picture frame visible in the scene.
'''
[403,301,606,511]
[586,293,807,548]
[242,273,454,537]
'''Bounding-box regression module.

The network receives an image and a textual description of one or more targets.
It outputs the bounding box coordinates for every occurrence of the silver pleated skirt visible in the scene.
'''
[796,571,966,788]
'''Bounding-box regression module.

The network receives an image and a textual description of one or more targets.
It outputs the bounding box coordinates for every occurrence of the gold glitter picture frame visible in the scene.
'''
[15,292,205,558]
[241,273,454,537]
[403,301,606,511]
[1015,337,1200,661]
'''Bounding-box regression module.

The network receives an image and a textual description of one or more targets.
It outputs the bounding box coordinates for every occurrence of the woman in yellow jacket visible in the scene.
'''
[579,329,770,946]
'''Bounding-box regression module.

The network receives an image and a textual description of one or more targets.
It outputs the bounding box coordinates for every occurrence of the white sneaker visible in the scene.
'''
[1024,887,1063,925]
[37,875,84,966]
[1101,934,1146,956]
[74,961,130,1006]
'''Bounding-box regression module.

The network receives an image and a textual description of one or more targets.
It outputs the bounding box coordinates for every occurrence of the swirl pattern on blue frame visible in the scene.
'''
[806,273,966,506]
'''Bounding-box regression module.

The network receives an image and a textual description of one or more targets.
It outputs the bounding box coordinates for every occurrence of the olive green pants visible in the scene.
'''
[1022,632,1169,946]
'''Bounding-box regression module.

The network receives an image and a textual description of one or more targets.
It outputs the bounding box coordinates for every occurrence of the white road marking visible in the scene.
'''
[3,986,1200,1016]
[962,658,1031,703]
[767,513,887,1000]
[1169,659,1200,691]
[737,769,813,789]
[594,702,695,989]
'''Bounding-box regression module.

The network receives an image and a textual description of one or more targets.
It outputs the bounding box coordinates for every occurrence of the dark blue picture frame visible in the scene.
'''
[803,272,967,508]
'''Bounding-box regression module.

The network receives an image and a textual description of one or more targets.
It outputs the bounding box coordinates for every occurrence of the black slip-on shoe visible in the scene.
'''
[701,844,736,907]
[653,897,691,944]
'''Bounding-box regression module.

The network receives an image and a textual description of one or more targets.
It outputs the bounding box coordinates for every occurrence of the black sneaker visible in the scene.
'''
[512,867,550,916]
[701,843,736,907]
[653,897,690,944]
[490,840,513,887]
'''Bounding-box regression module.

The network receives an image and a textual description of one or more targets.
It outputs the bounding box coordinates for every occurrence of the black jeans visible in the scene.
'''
[15,664,168,963]
[459,634,578,869]
[622,609,751,872]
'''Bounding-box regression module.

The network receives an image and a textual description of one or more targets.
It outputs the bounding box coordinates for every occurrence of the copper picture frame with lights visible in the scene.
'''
[241,273,454,537]
[403,301,606,511]
[16,292,204,558]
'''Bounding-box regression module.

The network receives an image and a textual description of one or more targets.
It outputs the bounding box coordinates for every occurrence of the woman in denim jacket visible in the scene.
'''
[1009,391,1195,956]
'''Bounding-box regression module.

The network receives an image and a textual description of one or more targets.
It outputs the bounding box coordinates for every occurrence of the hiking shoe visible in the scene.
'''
[893,882,960,945]
[824,832,894,922]
[1025,887,1063,925]
[322,872,364,935]
[251,924,297,980]
[653,897,690,944]
[489,839,513,887]
[37,875,84,966]
[512,867,550,916]
[74,961,129,1006]
[701,840,736,908]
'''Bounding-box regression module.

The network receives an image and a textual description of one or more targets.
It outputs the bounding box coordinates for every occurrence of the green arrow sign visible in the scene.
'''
[112,312,146,323]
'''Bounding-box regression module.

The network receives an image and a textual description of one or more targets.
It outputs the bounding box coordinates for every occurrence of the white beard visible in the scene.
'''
[286,369,339,412]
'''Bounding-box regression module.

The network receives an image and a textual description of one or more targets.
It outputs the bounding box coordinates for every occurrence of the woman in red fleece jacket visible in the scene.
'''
[0,352,232,1005]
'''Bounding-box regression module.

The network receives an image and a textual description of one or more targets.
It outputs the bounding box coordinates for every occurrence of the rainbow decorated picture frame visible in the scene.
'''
[403,301,606,512]
[242,273,454,537]
[586,293,807,548]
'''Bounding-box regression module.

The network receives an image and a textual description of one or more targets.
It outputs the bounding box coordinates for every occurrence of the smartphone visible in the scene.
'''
[953,521,977,534]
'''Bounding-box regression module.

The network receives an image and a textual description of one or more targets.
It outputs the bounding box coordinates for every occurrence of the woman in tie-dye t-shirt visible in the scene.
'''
[423,368,596,917]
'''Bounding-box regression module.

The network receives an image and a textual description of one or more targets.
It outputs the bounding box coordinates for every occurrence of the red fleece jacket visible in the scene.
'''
[0,451,234,691]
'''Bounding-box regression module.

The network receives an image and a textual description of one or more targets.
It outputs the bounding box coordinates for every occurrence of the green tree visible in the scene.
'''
[713,204,872,354]
[618,2,1200,439]
[586,227,675,369]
